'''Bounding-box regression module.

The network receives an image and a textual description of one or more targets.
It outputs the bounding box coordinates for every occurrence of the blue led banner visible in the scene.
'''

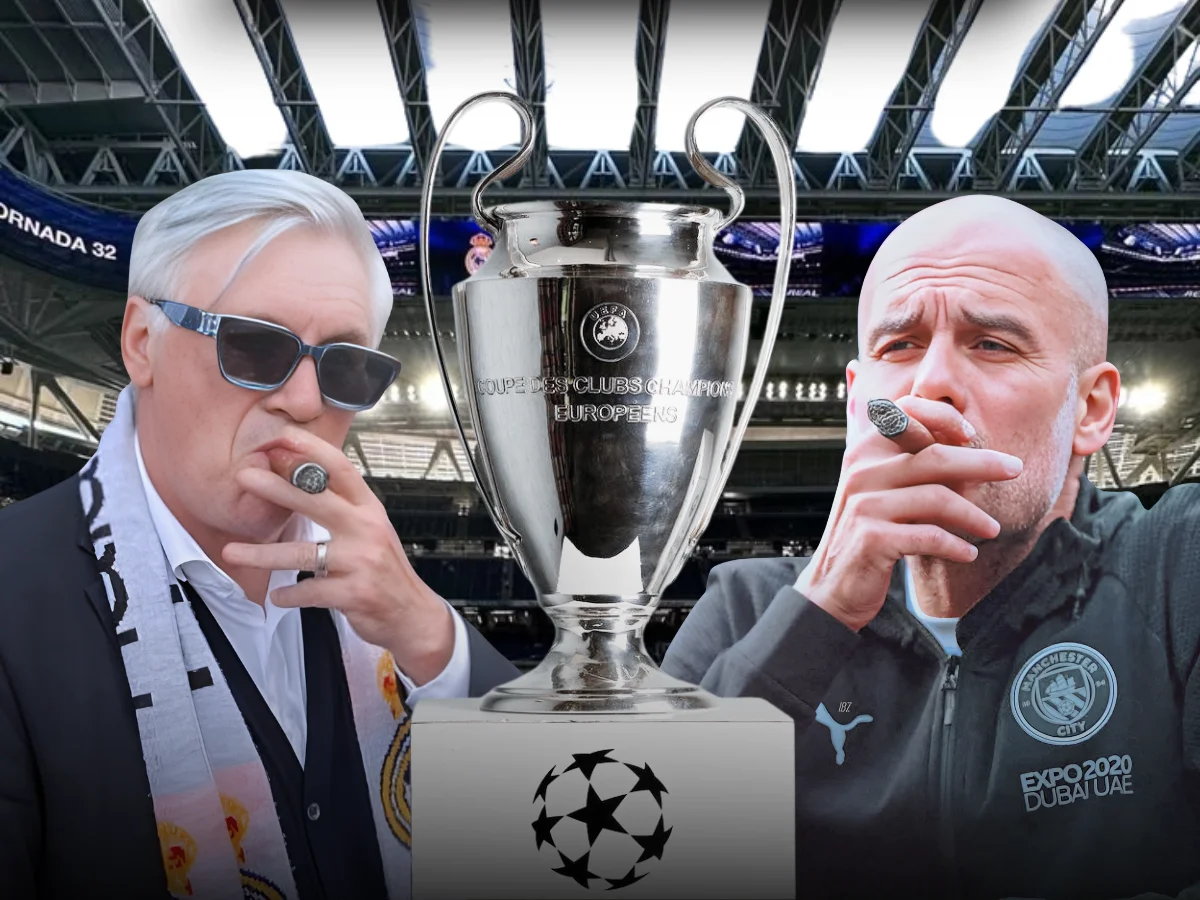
[1,168,1197,299]
[0,166,138,292]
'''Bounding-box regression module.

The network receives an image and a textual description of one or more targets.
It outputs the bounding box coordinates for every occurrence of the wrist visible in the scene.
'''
[793,575,871,633]
[808,594,871,633]
[389,591,455,686]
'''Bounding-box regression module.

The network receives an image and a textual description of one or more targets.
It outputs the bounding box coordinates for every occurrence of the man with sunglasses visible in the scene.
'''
[0,170,518,900]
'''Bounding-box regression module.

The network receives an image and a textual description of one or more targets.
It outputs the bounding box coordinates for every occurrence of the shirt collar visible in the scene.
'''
[903,559,959,626]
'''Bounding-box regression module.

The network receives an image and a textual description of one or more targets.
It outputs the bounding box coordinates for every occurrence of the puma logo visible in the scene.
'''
[815,703,873,765]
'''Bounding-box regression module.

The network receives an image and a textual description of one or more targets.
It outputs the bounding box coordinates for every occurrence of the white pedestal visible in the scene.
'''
[411,697,794,899]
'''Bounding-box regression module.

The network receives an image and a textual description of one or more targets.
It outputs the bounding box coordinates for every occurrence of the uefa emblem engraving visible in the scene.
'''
[1011,642,1117,746]
[581,303,640,363]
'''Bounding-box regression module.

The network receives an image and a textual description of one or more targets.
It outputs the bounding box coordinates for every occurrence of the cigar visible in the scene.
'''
[291,462,329,494]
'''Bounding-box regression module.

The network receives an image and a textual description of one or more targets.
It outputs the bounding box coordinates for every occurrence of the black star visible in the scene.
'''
[624,762,668,806]
[531,806,562,850]
[632,814,672,863]
[567,785,627,844]
[533,765,558,803]
[605,865,647,890]
[562,749,616,780]
[552,849,599,888]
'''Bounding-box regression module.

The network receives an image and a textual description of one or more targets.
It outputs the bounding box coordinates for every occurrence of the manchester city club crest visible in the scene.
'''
[1011,642,1117,746]
[581,303,640,362]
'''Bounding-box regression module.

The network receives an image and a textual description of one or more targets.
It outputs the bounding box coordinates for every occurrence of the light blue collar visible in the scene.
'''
[904,560,962,657]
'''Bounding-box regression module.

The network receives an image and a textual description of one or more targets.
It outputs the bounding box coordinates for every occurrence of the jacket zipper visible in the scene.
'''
[939,655,960,899]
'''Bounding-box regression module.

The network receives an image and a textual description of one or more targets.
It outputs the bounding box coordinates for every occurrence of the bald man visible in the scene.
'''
[662,196,1200,900]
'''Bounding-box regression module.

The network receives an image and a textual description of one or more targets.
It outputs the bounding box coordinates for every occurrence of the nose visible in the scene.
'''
[909,334,966,410]
[265,354,324,423]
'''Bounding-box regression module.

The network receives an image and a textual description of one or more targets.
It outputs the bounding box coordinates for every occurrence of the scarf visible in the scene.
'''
[78,386,413,899]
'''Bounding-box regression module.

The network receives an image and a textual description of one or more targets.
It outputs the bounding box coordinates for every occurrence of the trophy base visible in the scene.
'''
[481,593,719,714]
[412,697,795,899]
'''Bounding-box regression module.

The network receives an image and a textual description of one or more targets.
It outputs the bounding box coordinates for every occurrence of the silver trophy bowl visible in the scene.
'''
[422,92,795,713]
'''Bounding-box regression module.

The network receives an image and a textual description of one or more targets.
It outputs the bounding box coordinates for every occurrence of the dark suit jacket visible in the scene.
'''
[0,475,520,899]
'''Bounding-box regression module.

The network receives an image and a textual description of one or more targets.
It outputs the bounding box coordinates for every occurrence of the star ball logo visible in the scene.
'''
[531,749,671,890]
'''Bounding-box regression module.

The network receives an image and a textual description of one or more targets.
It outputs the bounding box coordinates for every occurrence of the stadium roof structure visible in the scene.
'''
[3,0,1200,218]
[2,0,1200,493]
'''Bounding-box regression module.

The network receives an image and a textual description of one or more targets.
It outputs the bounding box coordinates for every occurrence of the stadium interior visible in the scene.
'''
[2,0,1199,668]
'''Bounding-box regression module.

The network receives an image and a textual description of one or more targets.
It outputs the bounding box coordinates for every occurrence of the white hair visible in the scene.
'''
[129,169,392,346]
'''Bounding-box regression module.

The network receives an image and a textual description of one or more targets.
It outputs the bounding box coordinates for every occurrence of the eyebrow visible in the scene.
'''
[865,308,1037,349]
[865,310,922,350]
[319,330,371,346]
[240,313,369,347]
[960,309,1038,345]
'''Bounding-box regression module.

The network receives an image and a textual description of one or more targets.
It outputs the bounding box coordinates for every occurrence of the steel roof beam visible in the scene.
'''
[0,2,142,102]
[6,0,98,102]
[376,0,436,182]
[0,79,143,104]
[60,180,1200,220]
[864,0,983,188]
[0,106,64,184]
[1075,0,1200,190]
[973,0,1123,190]
[628,0,669,188]
[509,0,549,186]
[85,0,230,181]
[1179,126,1200,187]
[234,0,336,177]
[736,0,842,187]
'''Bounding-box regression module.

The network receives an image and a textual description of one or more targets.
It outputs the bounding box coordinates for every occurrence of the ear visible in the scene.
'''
[844,357,859,415]
[122,296,156,389]
[1073,362,1120,457]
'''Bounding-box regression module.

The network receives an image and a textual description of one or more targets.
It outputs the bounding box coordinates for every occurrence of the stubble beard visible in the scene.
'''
[965,376,1079,546]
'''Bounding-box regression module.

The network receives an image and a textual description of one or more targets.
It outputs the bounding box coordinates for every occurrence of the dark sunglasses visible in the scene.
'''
[149,299,401,411]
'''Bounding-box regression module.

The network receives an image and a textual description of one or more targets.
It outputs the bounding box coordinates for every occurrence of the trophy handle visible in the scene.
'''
[684,98,796,516]
[420,91,535,545]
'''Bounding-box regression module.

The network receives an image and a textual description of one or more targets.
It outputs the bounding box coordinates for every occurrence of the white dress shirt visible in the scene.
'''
[134,435,471,765]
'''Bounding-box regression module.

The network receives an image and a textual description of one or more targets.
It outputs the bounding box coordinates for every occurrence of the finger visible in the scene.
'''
[849,484,1001,541]
[866,402,937,455]
[271,425,376,507]
[854,396,979,457]
[270,576,352,610]
[868,520,981,565]
[893,396,977,446]
[847,407,936,462]
[906,442,1022,487]
[235,465,355,529]
[222,540,328,574]
[850,443,1022,494]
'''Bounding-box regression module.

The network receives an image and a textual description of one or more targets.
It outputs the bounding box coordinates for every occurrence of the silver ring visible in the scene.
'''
[867,398,910,439]
[292,462,329,494]
[314,541,329,578]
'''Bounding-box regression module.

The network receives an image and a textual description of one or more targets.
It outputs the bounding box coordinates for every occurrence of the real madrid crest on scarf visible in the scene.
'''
[378,652,413,848]
[1011,641,1118,745]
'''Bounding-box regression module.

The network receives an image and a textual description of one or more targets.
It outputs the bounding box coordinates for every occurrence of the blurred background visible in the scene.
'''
[1,0,1198,666]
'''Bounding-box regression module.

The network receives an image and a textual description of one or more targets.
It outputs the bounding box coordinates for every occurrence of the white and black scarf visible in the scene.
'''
[78,387,413,899]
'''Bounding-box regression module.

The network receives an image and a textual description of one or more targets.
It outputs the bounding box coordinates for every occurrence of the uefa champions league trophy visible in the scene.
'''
[420,92,795,713]
[411,93,796,899]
